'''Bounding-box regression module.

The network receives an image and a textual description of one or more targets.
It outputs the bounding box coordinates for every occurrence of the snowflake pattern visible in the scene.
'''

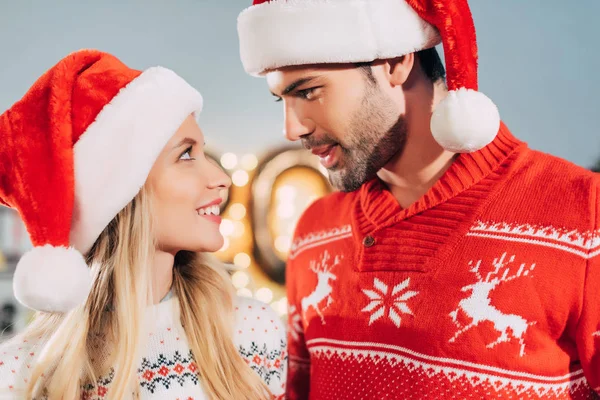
[594,331,600,338]
[361,278,419,328]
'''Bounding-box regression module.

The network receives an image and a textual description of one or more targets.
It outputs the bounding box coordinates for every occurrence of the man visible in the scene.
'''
[238,0,599,398]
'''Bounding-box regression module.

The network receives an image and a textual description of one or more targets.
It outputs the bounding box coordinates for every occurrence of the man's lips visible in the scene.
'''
[310,145,340,169]
[310,145,336,157]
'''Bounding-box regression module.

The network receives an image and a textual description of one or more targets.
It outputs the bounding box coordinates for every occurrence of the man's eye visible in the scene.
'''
[297,88,316,100]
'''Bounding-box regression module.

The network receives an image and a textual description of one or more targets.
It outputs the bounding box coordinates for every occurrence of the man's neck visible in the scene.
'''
[377,82,455,208]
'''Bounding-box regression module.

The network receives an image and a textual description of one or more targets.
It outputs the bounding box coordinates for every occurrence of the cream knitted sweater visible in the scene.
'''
[0,296,287,399]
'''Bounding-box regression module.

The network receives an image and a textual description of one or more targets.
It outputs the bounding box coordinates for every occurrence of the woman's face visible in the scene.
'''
[147,115,231,253]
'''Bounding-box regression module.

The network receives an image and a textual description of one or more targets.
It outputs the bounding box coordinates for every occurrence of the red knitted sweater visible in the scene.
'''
[285,124,600,400]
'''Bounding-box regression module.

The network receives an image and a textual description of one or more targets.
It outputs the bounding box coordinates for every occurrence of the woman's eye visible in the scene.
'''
[180,146,193,161]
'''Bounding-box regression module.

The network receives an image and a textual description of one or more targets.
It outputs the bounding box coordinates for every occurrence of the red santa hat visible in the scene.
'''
[237,0,500,153]
[0,50,203,312]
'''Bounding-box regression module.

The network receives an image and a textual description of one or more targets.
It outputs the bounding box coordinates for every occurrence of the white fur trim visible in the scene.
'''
[430,88,501,153]
[13,245,92,312]
[70,67,203,253]
[238,0,441,75]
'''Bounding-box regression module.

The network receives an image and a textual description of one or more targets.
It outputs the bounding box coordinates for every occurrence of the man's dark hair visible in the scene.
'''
[356,47,446,85]
[417,47,446,82]
[592,157,600,173]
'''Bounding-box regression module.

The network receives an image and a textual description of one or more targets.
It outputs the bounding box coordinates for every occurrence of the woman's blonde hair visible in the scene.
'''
[19,187,269,399]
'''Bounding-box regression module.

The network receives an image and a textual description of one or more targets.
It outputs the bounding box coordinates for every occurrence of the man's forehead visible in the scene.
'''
[266,65,324,90]
[266,63,358,93]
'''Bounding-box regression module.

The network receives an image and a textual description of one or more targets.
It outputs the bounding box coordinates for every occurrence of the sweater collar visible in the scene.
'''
[355,122,525,232]
[145,296,181,331]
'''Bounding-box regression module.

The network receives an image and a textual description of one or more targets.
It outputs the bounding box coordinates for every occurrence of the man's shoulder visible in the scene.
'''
[303,189,357,213]
[524,149,597,184]
[294,189,357,236]
[505,148,598,201]
[492,148,599,227]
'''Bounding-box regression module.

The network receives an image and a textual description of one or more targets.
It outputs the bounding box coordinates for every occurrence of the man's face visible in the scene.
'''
[267,64,407,192]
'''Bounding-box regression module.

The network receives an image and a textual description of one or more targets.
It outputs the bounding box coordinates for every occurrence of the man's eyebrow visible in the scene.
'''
[271,76,319,97]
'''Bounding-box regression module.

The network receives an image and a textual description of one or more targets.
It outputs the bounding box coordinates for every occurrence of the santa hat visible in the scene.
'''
[0,50,203,312]
[237,0,500,153]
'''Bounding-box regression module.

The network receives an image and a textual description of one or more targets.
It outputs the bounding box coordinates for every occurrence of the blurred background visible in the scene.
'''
[1,0,599,341]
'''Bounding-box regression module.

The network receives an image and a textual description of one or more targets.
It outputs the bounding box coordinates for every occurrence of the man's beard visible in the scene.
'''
[304,83,407,192]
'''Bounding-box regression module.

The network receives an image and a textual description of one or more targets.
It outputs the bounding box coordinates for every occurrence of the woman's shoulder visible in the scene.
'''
[0,335,43,397]
[233,296,285,336]
[233,296,287,397]
[233,296,286,352]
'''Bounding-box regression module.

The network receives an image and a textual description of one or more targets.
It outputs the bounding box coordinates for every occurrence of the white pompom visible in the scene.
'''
[431,88,501,153]
[13,245,92,312]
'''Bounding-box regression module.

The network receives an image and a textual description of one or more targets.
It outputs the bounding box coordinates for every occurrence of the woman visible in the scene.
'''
[0,50,286,399]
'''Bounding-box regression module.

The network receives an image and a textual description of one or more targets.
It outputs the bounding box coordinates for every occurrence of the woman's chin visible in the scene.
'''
[164,230,224,254]
[188,237,224,254]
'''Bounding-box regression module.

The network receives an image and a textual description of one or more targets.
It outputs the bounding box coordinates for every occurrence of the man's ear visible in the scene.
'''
[383,54,415,87]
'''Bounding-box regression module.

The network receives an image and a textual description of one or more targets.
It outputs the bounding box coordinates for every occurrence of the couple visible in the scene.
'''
[1,0,599,399]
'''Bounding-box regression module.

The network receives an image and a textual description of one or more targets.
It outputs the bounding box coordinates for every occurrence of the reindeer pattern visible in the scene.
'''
[301,250,342,326]
[449,253,536,357]
[294,243,554,361]
[288,305,304,342]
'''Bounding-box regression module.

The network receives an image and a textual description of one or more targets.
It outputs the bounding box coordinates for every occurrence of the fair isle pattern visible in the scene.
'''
[81,351,200,398]
[237,339,287,386]
[138,350,199,394]
[82,369,116,399]
[306,338,591,398]
[288,225,352,260]
[83,343,287,398]
[467,221,600,259]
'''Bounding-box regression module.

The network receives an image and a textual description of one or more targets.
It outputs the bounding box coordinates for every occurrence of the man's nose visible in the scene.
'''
[283,101,315,141]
